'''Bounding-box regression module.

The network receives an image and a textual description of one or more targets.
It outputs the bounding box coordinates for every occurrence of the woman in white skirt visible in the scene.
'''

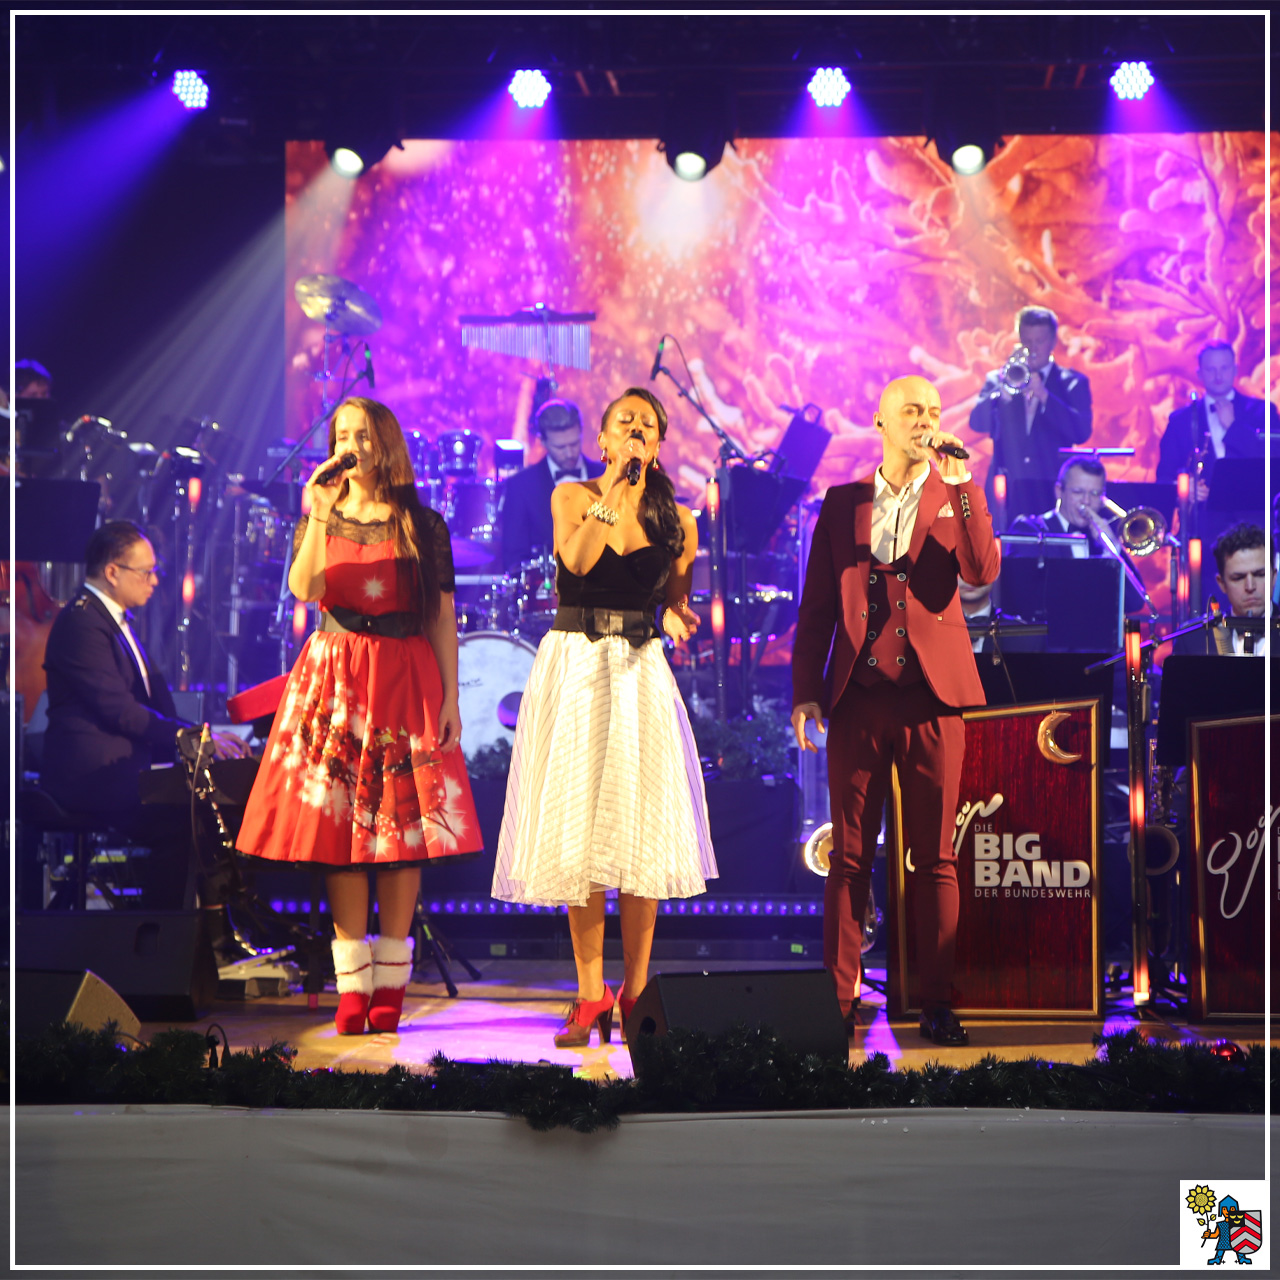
[492,387,717,1047]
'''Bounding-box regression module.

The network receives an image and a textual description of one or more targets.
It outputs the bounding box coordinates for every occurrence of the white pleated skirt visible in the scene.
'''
[491,631,718,907]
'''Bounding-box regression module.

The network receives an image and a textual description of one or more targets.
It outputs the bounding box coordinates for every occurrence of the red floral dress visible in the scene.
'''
[236,507,481,867]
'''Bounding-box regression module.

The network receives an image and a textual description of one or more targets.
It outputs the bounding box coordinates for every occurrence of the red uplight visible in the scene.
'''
[1176,472,1190,502]
[181,571,196,606]
[993,474,1007,502]
[188,477,202,511]
[1188,538,1202,572]
[293,602,309,639]
[706,478,720,518]
[711,598,725,637]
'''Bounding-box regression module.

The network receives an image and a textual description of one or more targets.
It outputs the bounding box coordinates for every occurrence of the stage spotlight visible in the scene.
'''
[1110,61,1154,101]
[330,146,365,178]
[508,69,552,109]
[324,136,402,179]
[660,83,733,182]
[950,143,987,176]
[807,67,851,108]
[170,71,209,111]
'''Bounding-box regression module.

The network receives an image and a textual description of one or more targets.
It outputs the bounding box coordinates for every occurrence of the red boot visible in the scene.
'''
[331,937,373,1035]
[368,935,414,1033]
[554,986,615,1048]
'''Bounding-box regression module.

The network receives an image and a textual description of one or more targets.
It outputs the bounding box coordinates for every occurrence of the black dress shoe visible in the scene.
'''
[842,1000,863,1035]
[919,1007,969,1046]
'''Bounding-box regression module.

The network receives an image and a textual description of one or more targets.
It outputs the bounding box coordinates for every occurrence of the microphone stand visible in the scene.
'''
[654,361,761,723]
[262,328,374,672]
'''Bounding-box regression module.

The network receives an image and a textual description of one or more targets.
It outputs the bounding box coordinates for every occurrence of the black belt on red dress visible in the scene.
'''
[319,606,420,638]
[551,606,657,648]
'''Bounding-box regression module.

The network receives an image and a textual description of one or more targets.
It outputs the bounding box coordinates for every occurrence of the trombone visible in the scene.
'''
[1100,496,1168,558]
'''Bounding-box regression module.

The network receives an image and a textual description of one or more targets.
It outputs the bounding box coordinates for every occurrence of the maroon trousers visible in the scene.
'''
[824,679,965,1009]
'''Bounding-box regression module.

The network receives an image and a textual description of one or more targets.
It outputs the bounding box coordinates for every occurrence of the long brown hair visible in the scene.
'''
[328,396,440,628]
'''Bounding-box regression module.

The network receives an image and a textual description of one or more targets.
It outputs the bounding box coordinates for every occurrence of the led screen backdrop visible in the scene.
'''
[285,132,1271,504]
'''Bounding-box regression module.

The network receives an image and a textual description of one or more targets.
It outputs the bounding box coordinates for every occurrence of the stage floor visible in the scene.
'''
[154,957,1271,1079]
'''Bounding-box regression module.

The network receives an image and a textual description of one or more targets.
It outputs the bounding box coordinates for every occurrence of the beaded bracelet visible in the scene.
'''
[586,501,619,526]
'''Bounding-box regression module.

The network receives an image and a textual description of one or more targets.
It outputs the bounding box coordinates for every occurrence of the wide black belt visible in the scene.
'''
[319,606,419,638]
[550,606,657,648]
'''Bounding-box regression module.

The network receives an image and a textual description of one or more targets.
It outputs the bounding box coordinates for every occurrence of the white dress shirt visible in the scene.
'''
[871,466,930,564]
[84,581,152,697]
[1205,389,1235,459]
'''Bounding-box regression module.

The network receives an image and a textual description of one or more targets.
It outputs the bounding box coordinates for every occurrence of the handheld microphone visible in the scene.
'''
[363,345,375,390]
[923,434,970,460]
[626,429,645,485]
[316,452,358,486]
[649,336,665,381]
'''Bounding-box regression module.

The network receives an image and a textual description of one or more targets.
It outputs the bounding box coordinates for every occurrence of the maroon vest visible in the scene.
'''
[851,555,923,687]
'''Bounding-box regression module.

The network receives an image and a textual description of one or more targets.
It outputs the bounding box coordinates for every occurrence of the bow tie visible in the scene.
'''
[550,464,584,483]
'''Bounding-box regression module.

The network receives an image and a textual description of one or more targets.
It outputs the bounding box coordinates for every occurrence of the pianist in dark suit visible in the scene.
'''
[499,398,605,571]
[41,521,247,902]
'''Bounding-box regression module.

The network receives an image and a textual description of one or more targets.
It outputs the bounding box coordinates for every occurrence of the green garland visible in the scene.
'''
[14,1022,1270,1133]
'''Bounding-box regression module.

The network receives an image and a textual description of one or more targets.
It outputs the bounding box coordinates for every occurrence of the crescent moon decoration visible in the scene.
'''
[1037,711,1082,765]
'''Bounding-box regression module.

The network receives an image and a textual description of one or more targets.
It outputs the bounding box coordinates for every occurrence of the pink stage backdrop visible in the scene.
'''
[286,133,1271,505]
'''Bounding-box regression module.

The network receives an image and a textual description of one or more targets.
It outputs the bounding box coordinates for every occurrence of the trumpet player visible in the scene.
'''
[1006,456,1145,614]
[969,306,1093,522]
[1155,341,1272,501]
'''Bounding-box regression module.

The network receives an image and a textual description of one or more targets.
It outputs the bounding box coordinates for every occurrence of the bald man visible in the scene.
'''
[792,377,1000,1045]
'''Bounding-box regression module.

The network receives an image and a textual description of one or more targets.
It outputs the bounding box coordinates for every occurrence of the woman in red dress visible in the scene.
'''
[236,397,481,1034]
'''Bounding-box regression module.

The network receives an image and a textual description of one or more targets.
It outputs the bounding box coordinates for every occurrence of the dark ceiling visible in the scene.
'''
[16,12,1269,162]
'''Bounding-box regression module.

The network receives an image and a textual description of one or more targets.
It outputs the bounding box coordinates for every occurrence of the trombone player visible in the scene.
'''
[1006,455,1150,614]
[969,305,1093,523]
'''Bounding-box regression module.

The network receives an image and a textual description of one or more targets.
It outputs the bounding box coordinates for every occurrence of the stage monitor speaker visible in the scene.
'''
[626,968,847,1073]
[15,910,218,1022]
[15,969,142,1041]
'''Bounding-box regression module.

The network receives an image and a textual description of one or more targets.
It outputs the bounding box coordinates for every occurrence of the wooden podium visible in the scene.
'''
[1187,715,1267,1021]
[887,698,1103,1018]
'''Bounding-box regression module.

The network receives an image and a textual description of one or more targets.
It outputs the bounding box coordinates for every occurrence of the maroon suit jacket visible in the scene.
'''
[793,468,1001,714]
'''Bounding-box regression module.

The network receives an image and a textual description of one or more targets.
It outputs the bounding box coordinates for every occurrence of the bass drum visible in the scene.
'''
[457,631,538,759]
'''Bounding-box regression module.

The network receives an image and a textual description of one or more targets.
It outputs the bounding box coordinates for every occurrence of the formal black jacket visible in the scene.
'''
[1155,392,1273,485]
[499,454,605,571]
[970,361,1092,520]
[42,587,189,816]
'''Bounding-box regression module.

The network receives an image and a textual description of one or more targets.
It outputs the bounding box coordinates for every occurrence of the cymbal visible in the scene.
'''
[450,536,495,570]
[294,274,383,335]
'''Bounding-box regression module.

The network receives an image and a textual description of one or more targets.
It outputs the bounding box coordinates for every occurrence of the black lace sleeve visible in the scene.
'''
[291,515,309,564]
[418,506,455,593]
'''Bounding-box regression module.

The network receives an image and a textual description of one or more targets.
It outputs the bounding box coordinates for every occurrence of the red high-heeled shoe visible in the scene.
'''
[553,985,615,1048]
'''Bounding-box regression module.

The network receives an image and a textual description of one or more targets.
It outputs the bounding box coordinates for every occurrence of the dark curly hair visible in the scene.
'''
[600,387,684,562]
[1212,522,1264,576]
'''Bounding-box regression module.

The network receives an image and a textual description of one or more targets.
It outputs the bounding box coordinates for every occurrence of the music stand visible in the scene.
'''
[998,552,1125,653]
[1156,655,1264,769]
[1206,458,1265,515]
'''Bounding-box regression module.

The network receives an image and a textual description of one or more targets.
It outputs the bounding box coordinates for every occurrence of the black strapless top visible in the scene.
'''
[556,545,670,613]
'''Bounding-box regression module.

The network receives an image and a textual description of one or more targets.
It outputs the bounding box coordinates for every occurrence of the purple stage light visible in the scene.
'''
[807,67,851,108]
[1110,61,1154,101]
[508,70,552,109]
[171,71,209,111]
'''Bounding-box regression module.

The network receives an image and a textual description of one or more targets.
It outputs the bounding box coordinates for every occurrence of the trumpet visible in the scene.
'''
[999,345,1032,390]
[1101,496,1167,557]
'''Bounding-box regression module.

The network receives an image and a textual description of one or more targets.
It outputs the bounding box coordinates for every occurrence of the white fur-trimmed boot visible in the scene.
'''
[368,934,414,1033]
[331,937,373,1035]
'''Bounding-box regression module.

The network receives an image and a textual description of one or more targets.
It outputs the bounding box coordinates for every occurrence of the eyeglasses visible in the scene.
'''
[112,563,160,580]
